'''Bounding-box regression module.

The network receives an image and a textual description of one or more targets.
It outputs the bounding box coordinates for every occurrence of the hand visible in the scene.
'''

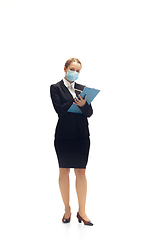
[73,95,87,107]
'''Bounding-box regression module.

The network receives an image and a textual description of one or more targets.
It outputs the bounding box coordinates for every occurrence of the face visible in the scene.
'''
[64,61,82,82]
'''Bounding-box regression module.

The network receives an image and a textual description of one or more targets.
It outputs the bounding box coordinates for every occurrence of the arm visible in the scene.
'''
[50,85,74,117]
[79,101,93,118]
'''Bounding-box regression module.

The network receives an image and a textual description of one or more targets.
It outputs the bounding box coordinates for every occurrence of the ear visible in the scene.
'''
[64,66,67,72]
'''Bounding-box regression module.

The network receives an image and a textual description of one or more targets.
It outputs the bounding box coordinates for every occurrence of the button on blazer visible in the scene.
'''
[50,80,93,139]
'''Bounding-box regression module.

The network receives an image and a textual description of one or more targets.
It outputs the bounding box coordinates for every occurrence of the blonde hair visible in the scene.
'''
[64,58,82,69]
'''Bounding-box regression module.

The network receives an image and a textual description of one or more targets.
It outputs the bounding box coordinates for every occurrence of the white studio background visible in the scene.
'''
[0,0,160,239]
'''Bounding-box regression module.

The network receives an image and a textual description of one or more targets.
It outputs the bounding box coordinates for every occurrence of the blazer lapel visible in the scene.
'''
[75,83,84,97]
[59,80,85,99]
[60,80,73,100]
[75,89,82,97]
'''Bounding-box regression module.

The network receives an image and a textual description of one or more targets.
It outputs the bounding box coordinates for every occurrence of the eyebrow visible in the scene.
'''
[70,67,80,71]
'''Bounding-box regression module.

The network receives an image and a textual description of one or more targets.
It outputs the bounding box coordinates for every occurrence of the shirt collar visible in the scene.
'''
[63,78,75,89]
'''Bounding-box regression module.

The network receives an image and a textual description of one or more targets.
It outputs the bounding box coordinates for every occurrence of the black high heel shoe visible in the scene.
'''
[77,212,93,226]
[62,214,71,223]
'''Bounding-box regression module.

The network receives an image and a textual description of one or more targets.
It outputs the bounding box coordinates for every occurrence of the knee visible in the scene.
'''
[59,168,70,178]
[74,169,86,178]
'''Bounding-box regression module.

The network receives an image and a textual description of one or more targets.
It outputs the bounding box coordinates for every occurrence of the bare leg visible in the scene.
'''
[59,168,71,218]
[74,169,90,221]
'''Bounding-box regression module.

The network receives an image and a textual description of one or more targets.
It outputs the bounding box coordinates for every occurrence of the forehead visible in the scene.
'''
[68,61,81,69]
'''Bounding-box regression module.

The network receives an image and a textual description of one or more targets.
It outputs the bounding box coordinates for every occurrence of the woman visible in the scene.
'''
[50,58,93,226]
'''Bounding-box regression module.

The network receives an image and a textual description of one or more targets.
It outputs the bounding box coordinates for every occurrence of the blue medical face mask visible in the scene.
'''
[66,70,79,82]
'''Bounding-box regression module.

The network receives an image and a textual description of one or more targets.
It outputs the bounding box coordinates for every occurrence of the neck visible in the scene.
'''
[64,76,73,84]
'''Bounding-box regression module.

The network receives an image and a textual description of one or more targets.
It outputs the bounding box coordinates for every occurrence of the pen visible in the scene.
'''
[75,88,82,93]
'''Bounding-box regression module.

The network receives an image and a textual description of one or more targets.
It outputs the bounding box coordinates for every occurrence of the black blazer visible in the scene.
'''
[50,80,93,139]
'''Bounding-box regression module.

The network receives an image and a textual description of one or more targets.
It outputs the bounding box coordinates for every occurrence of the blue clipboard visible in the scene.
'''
[68,87,100,114]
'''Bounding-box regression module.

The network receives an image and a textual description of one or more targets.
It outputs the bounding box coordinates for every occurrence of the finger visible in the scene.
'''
[79,95,82,100]
[83,95,87,101]
[74,100,79,105]
[74,97,79,102]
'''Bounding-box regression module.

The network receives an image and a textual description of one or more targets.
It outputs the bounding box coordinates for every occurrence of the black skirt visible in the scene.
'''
[54,137,90,169]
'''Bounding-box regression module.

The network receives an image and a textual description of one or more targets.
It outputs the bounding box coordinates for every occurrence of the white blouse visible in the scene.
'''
[63,78,77,99]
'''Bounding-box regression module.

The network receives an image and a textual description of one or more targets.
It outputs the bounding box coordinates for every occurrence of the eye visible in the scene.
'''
[76,70,80,73]
[70,68,75,71]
